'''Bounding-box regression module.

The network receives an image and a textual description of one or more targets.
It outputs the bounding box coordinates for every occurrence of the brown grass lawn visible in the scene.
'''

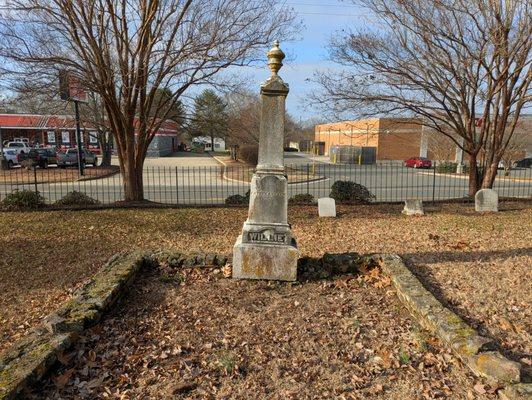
[0,203,530,374]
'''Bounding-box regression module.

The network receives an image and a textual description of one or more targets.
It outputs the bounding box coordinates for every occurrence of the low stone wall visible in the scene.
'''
[0,252,155,400]
[0,250,232,399]
[377,254,530,399]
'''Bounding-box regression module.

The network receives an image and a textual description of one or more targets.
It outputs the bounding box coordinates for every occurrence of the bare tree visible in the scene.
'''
[81,93,114,167]
[312,0,531,195]
[225,88,305,148]
[226,89,262,145]
[500,120,532,175]
[0,0,299,201]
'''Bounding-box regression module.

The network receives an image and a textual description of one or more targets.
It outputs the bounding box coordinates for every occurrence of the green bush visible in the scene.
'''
[55,191,100,206]
[435,161,469,174]
[330,181,375,204]
[436,161,458,173]
[1,189,45,209]
[225,190,250,205]
[289,193,315,204]
[238,145,259,166]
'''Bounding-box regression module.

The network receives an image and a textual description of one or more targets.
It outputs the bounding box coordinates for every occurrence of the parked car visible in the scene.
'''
[57,148,98,168]
[18,148,58,168]
[2,149,19,168]
[404,157,432,168]
[4,141,32,155]
[514,157,532,168]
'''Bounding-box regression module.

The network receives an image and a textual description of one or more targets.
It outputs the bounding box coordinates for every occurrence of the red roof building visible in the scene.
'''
[0,113,181,156]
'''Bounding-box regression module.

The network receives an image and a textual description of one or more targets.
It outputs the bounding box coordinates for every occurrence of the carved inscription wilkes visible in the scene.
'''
[247,229,287,243]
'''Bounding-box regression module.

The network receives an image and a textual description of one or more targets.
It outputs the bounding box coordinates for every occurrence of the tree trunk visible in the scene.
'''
[99,142,112,167]
[481,163,499,189]
[467,156,482,197]
[122,161,144,202]
[211,134,215,153]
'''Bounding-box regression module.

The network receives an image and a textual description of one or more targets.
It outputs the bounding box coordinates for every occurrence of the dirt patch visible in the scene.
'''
[0,166,119,184]
[28,266,494,399]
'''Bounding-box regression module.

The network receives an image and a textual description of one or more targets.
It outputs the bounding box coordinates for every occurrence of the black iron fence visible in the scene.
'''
[0,162,531,206]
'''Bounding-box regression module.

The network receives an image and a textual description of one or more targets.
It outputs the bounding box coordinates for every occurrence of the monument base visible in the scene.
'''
[232,235,299,281]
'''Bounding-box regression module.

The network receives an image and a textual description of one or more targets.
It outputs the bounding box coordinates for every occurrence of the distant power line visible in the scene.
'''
[287,1,361,7]
[299,11,369,17]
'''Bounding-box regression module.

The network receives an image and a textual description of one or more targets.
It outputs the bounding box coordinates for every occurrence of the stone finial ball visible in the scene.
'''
[267,40,285,75]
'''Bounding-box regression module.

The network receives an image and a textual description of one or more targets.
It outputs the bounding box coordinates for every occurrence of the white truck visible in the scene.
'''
[4,141,32,155]
[1,149,19,168]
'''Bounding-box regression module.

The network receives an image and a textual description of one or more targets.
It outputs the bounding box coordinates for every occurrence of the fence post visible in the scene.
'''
[432,161,436,204]
[306,163,310,195]
[175,166,179,205]
[33,166,38,194]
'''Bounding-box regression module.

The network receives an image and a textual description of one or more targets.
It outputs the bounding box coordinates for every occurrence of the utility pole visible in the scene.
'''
[60,70,86,176]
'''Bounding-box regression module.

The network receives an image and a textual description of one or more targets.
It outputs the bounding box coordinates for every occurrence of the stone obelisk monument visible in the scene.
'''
[232,41,299,281]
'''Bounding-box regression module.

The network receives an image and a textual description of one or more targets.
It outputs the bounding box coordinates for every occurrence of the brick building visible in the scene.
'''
[314,118,424,161]
[315,116,532,163]
[0,113,181,157]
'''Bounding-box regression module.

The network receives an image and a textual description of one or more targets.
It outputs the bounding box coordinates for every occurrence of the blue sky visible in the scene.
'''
[236,1,370,122]
[0,0,369,122]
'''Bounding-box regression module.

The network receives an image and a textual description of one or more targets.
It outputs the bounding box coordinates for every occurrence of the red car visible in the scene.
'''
[404,157,432,168]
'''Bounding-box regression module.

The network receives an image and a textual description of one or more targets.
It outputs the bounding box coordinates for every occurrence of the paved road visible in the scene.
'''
[1,153,530,204]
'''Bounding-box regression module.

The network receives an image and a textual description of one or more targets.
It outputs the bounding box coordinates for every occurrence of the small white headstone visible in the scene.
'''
[318,197,336,217]
[402,199,424,216]
[475,189,498,212]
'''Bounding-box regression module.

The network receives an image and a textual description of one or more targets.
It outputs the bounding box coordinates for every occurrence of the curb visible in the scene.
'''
[376,254,530,398]
[0,251,155,400]
[211,155,328,186]
[75,166,120,182]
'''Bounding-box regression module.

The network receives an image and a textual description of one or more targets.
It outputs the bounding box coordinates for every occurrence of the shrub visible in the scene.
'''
[435,161,469,174]
[55,191,100,206]
[436,161,457,173]
[1,189,45,209]
[289,193,315,204]
[330,181,375,204]
[225,190,250,205]
[238,145,259,166]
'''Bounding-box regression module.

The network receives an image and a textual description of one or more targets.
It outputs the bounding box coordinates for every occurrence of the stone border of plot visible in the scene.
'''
[0,250,232,400]
[376,254,531,400]
[0,251,151,399]
[0,251,235,400]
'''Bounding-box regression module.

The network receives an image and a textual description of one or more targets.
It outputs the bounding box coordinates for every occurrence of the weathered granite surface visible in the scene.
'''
[318,197,336,217]
[402,199,424,216]
[475,189,499,212]
[233,235,298,281]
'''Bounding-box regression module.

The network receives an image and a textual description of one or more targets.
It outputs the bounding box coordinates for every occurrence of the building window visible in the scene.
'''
[47,131,56,144]
[89,132,98,144]
[62,131,70,144]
